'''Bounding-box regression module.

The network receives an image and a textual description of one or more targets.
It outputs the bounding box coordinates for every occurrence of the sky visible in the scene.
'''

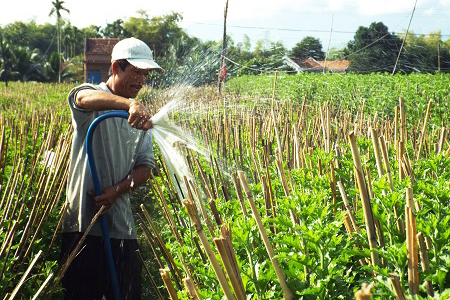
[1,0,449,51]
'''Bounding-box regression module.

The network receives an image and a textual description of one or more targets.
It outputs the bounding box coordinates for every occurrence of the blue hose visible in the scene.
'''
[86,110,129,300]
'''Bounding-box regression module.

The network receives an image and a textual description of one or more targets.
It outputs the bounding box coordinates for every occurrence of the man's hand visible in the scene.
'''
[90,166,151,215]
[128,101,153,130]
[92,186,120,215]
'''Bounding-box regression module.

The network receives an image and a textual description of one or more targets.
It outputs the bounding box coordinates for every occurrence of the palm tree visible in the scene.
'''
[49,0,69,83]
[0,32,19,87]
[10,46,43,81]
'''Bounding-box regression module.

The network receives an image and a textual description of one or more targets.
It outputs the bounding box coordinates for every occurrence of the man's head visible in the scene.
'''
[108,38,161,98]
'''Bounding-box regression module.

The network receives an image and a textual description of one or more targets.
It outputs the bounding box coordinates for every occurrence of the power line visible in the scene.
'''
[185,22,450,38]
[392,0,418,75]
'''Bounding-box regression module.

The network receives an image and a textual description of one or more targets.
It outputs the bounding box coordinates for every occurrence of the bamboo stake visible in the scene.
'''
[405,188,419,296]
[31,273,53,300]
[437,127,446,154]
[183,278,200,300]
[136,249,165,300]
[348,131,379,267]
[216,160,230,200]
[399,98,406,145]
[238,171,294,300]
[416,100,432,160]
[0,220,17,259]
[185,177,216,238]
[270,71,283,161]
[337,182,358,233]
[183,199,236,300]
[53,206,105,290]
[0,221,18,281]
[398,141,406,181]
[262,147,277,221]
[209,199,222,226]
[138,214,165,269]
[416,231,434,297]
[140,204,184,283]
[231,173,247,217]
[275,154,290,197]
[160,268,180,300]
[214,236,246,300]
[195,159,214,200]
[8,250,42,300]
[193,236,208,264]
[380,133,403,234]
[378,135,394,191]
[329,163,338,213]
[370,128,385,180]
[354,283,373,300]
[152,176,183,245]
[389,273,406,300]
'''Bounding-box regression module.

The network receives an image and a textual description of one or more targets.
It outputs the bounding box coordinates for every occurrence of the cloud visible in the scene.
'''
[351,0,421,15]
[424,7,436,15]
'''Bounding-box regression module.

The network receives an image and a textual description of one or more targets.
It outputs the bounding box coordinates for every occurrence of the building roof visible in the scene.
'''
[289,57,323,70]
[284,56,350,72]
[85,38,120,54]
[317,60,350,70]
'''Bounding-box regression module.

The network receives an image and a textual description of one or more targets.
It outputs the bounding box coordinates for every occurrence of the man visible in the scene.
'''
[61,37,160,300]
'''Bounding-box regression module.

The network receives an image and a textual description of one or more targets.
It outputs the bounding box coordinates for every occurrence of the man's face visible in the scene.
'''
[114,63,150,99]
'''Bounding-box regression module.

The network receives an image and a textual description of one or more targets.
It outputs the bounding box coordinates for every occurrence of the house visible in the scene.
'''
[283,56,350,74]
[84,38,120,83]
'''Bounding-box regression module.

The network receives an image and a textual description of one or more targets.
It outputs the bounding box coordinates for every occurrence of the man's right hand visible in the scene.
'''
[128,101,153,130]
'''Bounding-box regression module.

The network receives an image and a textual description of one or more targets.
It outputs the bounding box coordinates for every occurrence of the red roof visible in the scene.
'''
[289,57,323,70]
[85,38,120,54]
[317,60,350,70]
[288,57,350,71]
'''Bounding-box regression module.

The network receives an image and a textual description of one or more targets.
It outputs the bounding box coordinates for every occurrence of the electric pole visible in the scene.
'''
[218,0,229,92]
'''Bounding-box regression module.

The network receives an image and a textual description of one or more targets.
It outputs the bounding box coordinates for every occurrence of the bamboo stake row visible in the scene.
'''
[0,111,72,297]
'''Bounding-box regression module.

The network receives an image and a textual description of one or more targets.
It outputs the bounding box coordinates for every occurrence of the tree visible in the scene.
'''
[326,47,346,61]
[398,30,450,73]
[0,31,16,87]
[41,51,75,82]
[84,25,102,38]
[102,19,130,38]
[291,36,325,60]
[345,22,402,73]
[49,0,69,83]
[9,46,43,81]
[0,32,43,84]
[124,11,190,57]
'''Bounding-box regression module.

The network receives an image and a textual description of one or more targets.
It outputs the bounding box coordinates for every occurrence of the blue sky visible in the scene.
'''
[2,0,449,50]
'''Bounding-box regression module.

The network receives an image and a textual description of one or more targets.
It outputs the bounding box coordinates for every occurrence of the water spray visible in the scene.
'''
[85,101,208,299]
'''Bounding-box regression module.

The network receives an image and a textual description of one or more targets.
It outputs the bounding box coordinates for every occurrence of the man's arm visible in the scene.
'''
[75,89,152,130]
[93,165,152,214]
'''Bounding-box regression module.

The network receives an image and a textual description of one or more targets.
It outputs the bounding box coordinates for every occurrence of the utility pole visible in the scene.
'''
[218,0,229,92]
[323,14,334,74]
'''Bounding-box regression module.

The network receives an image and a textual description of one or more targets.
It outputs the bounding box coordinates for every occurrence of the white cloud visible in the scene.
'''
[424,7,436,15]
[353,0,421,15]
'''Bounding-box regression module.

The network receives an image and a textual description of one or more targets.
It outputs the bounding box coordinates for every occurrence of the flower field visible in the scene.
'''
[0,73,449,300]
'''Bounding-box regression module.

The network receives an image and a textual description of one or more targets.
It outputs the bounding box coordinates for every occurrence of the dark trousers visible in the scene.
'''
[61,232,142,300]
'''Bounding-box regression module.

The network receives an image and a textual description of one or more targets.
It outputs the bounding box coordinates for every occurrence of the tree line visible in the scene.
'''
[1,5,449,86]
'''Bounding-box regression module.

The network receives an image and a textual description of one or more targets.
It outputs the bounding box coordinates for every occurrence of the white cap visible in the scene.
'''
[111,37,161,70]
